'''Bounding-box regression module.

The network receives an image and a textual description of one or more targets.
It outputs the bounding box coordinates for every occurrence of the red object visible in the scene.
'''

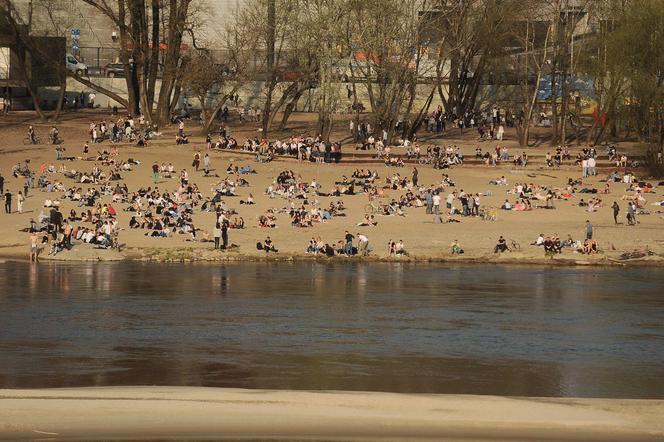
[592,107,607,127]
[354,52,380,64]
[126,41,189,50]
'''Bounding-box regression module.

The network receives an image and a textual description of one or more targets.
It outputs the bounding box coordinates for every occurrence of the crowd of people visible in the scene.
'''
[0,114,657,263]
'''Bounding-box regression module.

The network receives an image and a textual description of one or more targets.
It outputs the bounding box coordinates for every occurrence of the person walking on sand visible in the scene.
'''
[496,123,504,141]
[627,201,636,226]
[213,222,221,249]
[30,231,39,262]
[357,232,369,256]
[612,201,620,224]
[425,189,433,214]
[193,151,201,172]
[203,153,211,175]
[152,161,160,184]
[24,175,31,198]
[585,220,593,240]
[17,190,24,213]
[4,189,11,214]
[432,192,441,215]
[344,231,354,256]
[221,220,229,249]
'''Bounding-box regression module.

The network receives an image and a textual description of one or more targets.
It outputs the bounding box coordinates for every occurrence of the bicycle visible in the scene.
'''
[479,206,498,221]
[48,135,64,144]
[508,239,521,251]
[23,135,41,145]
[111,234,124,252]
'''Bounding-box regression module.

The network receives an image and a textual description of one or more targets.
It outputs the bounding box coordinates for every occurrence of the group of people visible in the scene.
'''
[3,111,658,264]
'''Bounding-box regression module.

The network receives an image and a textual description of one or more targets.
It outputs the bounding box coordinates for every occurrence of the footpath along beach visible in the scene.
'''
[1,112,663,265]
[1,387,664,441]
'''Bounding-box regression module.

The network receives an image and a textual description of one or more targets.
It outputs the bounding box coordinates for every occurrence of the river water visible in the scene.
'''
[0,262,663,398]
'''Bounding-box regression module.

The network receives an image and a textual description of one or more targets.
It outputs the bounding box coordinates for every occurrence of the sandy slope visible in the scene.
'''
[1,111,663,264]
[1,387,663,441]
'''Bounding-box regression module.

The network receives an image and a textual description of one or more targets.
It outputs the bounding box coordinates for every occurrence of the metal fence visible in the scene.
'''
[76,46,121,72]
[73,47,234,76]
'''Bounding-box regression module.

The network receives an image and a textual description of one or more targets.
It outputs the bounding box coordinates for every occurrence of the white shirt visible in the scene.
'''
[433,195,441,206]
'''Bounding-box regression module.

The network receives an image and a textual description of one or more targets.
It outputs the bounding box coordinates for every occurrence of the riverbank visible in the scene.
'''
[1,242,664,266]
[2,112,663,265]
[1,387,663,441]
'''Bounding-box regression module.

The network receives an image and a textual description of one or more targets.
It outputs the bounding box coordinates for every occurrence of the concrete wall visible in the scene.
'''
[38,77,448,117]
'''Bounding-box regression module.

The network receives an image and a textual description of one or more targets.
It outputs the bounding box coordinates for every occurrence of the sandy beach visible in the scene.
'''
[1,111,663,265]
[1,387,663,441]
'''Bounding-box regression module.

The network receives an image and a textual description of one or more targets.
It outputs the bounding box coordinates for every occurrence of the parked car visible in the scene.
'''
[104,63,126,77]
[65,53,88,75]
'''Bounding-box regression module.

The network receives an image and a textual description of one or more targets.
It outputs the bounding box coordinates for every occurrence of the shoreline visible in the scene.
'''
[1,244,663,267]
[1,387,663,441]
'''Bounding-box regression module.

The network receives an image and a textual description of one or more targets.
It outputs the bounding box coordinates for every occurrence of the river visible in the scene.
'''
[1,262,663,398]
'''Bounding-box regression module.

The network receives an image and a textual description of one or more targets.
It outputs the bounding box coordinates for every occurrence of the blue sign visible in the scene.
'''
[537,75,595,101]
[71,28,80,36]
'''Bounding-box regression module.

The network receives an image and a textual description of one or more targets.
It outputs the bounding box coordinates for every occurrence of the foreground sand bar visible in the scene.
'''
[1,387,663,441]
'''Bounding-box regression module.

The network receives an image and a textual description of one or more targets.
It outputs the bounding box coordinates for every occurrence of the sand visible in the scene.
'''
[1,110,663,264]
[0,387,663,441]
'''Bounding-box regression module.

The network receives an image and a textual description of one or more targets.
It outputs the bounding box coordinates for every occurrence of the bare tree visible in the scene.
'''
[513,2,553,147]
[180,17,261,133]
[77,0,193,124]
[345,0,424,144]
[426,0,516,116]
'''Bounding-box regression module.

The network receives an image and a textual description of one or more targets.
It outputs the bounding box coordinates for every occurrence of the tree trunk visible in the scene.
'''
[268,81,299,128]
[279,89,304,130]
[51,79,67,121]
[155,0,191,125]
[261,0,276,138]
[72,72,129,108]
[117,0,140,115]
[147,2,160,108]
[409,86,435,139]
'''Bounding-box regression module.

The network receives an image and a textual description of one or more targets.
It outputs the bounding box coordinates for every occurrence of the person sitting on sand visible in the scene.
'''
[261,236,278,253]
[230,217,244,229]
[387,239,396,256]
[357,214,378,227]
[494,236,508,253]
[258,214,276,228]
[543,236,557,258]
[394,240,407,255]
[531,234,545,246]
[580,239,598,254]
[175,134,189,145]
[451,239,464,254]
[552,235,562,253]
[240,193,255,205]
[489,176,507,186]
